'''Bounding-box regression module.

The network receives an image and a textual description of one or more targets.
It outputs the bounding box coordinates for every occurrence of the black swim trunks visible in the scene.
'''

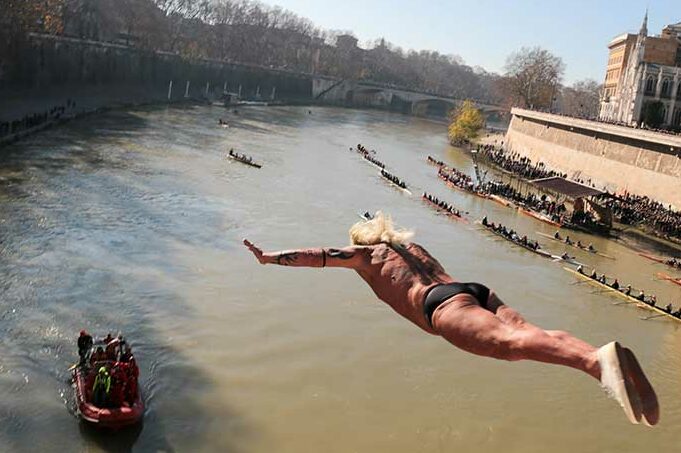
[423,282,491,327]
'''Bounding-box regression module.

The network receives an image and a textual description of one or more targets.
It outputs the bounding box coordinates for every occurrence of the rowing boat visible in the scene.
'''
[480,223,582,265]
[437,173,489,200]
[479,222,554,258]
[426,156,446,167]
[380,172,412,195]
[638,252,681,271]
[536,232,615,260]
[656,271,681,287]
[518,206,562,227]
[638,252,666,264]
[564,267,681,323]
[227,153,262,168]
[422,196,467,223]
[488,194,516,208]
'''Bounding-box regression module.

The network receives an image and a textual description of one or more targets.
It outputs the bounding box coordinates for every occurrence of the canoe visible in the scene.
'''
[564,267,681,323]
[73,362,144,429]
[227,154,262,168]
[536,232,615,260]
[421,196,467,223]
[517,207,562,227]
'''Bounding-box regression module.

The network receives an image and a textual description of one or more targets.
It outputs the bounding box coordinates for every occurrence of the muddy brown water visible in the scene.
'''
[0,105,680,452]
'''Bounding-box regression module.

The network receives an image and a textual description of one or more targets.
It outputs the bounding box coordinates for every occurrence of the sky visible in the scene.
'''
[270,0,680,84]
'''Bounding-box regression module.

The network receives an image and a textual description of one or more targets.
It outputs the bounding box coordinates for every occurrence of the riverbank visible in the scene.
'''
[0,84,195,148]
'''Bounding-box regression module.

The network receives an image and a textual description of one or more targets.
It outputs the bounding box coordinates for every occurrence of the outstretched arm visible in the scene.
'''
[243,239,366,269]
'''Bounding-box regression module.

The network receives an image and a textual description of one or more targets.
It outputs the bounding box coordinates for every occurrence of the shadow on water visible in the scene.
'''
[0,107,252,451]
[78,421,144,453]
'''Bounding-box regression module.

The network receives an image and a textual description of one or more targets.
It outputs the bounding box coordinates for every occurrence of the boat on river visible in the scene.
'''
[421,195,467,223]
[479,222,581,265]
[656,271,681,288]
[73,359,143,429]
[517,206,562,227]
[536,232,615,260]
[639,252,681,270]
[564,267,681,324]
[227,150,262,168]
[380,170,412,195]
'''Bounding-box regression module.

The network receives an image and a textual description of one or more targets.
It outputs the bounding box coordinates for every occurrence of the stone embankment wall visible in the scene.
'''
[505,108,681,208]
[2,33,313,107]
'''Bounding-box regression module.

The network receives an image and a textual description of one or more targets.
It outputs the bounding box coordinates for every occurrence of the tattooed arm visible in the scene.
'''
[243,239,366,269]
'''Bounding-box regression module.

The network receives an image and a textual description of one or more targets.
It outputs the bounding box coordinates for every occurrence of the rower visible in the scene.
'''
[612,279,620,290]
[565,236,572,245]
[649,295,656,307]
[590,269,598,279]
[577,265,584,274]
[598,274,607,284]
[665,303,673,313]
[577,240,583,248]
[636,290,645,302]
[553,231,561,240]
[561,252,570,260]
[624,285,632,296]
[588,243,596,252]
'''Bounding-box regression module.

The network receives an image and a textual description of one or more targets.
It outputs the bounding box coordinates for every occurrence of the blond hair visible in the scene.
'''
[349,211,414,246]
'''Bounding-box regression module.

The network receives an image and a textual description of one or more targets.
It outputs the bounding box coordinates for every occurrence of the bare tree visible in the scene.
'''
[559,79,602,118]
[503,47,565,110]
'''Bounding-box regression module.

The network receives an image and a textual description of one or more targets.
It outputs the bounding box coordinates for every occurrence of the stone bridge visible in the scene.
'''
[312,77,505,117]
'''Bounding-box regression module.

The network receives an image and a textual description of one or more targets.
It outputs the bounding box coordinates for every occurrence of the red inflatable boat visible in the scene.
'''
[73,361,144,429]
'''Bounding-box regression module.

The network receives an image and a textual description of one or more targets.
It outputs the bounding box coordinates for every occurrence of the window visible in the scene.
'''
[645,76,656,95]
[674,108,681,127]
[661,78,671,97]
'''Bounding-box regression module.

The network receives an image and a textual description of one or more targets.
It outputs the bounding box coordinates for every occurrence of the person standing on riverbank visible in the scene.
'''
[244,211,659,426]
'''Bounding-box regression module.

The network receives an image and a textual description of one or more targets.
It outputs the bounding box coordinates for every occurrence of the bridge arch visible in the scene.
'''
[411,98,457,117]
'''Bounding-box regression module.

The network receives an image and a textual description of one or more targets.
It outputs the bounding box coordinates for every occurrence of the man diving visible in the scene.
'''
[243,212,658,426]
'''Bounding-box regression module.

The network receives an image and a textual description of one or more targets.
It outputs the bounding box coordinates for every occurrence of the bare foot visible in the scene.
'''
[623,347,660,426]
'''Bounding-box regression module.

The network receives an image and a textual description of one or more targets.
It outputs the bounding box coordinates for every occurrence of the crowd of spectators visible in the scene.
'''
[476,144,568,180]
[478,142,681,240]
[0,100,76,139]
[604,193,681,240]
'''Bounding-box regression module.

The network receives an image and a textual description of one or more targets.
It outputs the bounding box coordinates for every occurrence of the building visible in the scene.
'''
[599,13,681,129]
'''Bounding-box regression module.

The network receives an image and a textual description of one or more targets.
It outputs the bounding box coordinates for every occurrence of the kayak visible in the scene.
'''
[73,362,143,429]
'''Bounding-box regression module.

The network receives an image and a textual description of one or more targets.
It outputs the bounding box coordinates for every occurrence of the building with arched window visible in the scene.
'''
[599,13,681,129]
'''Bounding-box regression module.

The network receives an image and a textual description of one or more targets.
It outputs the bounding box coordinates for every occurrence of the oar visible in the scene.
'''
[640,313,666,321]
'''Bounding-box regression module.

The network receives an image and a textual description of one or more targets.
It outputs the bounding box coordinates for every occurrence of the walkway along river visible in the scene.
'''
[0,105,680,452]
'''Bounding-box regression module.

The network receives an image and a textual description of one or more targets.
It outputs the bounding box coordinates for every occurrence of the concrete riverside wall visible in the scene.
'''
[505,108,681,208]
[2,34,313,105]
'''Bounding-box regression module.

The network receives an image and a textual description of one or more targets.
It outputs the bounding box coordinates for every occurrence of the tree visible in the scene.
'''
[448,100,485,144]
[559,79,602,118]
[502,47,564,110]
[641,101,665,128]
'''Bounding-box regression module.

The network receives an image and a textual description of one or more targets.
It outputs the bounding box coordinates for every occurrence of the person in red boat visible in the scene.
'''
[243,211,659,426]
[77,330,93,365]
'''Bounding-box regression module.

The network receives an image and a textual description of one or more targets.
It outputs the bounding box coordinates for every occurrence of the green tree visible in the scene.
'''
[641,101,665,128]
[448,100,484,144]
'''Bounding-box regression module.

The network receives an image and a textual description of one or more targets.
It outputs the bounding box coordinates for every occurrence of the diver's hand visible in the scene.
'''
[243,239,269,265]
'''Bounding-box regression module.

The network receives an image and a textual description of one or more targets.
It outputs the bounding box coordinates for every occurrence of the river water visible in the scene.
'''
[0,105,680,452]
